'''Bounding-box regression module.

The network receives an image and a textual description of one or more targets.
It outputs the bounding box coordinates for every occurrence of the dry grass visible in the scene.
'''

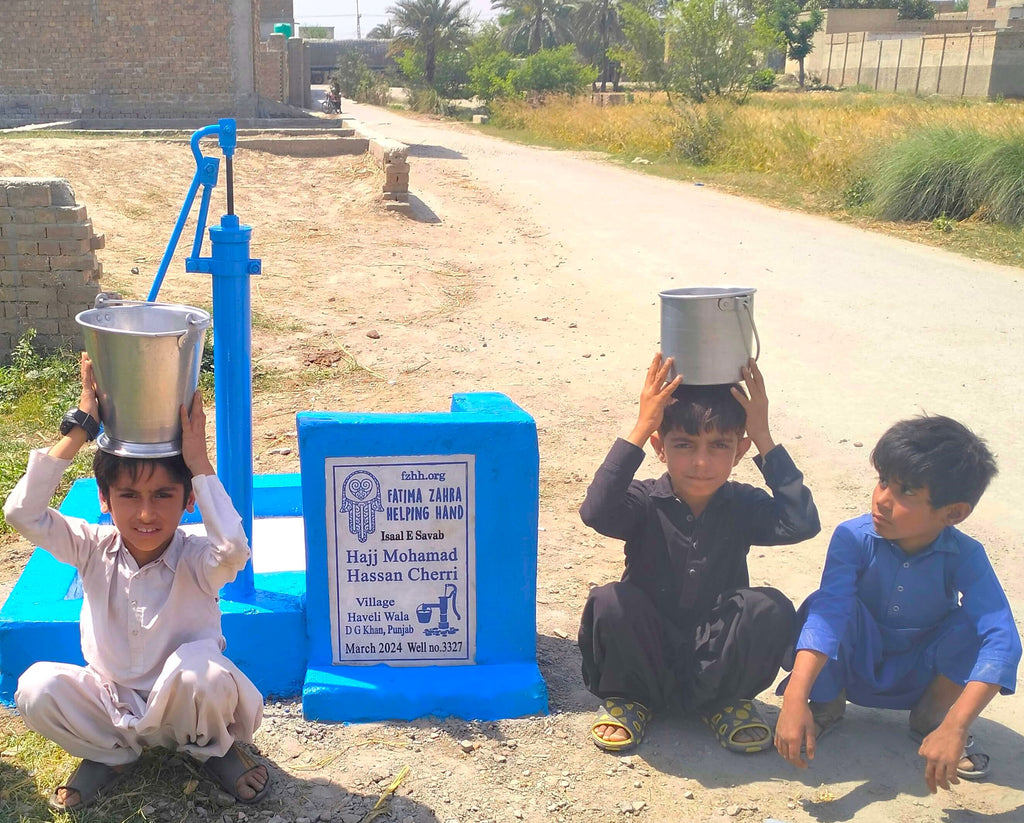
[486,91,1024,265]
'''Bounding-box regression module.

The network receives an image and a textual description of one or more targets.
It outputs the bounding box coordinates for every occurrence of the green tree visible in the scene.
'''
[756,0,823,87]
[665,0,754,102]
[610,2,668,93]
[389,0,472,85]
[510,45,599,94]
[367,21,397,38]
[573,0,625,91]
[824,0,933,18]
[467,25,517,100]
[492,0,575,54]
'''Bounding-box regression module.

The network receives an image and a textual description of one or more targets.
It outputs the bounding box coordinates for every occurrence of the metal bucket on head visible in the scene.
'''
[76,294,211,457]
[659,287,760,385]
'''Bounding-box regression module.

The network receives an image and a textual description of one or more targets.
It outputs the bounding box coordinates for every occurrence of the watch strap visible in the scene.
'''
[61,408,100,441]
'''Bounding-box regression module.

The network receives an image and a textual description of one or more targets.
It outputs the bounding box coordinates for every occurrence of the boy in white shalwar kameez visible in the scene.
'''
[4,355,269,811]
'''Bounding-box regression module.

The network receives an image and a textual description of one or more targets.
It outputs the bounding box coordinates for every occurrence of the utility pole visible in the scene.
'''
[355,0,362,39]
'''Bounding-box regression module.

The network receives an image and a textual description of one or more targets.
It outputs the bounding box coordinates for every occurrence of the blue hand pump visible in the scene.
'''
[147,119,260,599]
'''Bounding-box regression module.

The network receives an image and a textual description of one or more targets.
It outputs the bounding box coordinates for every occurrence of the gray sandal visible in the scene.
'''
[202,742,272,804]
[48,759,131,811]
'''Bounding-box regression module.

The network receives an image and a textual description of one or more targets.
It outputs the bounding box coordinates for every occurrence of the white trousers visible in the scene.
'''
[15,639,263,766]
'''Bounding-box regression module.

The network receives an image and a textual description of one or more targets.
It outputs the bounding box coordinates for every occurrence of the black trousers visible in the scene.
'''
[578,581,796,713]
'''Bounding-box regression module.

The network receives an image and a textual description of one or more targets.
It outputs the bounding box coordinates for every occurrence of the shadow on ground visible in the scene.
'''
[407,144,465,161]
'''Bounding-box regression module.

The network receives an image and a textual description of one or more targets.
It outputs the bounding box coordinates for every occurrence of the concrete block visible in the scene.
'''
[57,285,101,305]
[58,317,83,336]
[53,271,92,287]
[14,287,53,303]
[0,240,16,255]
[4,302,28,318]
[53,206,88,224]
[37,240,62,256]
[0,271,19,286]
[0,209,13,224]
[59,239,91,256]
[4,182,51,209]
[4,225,48,239]
[16,241,38,256]
[383,172,410,193]
[27,302,49,319]
[52,254,96,272]
[0,317,26,335]
[45,224,91,241]
[12,256,51,272]
[90,233,106,250]
[384,162,411,174]
[13,208,57,225]
[0,257,6,273]
[49,180,76,207]
[383,191,410,202]
[32,319,60,335]
[19,272,52,288]
[472,114,489,124]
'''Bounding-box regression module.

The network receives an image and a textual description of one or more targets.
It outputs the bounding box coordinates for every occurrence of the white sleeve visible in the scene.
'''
[2,448,102,569]
[191,473,252,592]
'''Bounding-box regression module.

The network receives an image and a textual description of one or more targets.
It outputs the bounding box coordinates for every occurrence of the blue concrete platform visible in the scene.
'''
[298,392,549,722]
[0,473,307,705]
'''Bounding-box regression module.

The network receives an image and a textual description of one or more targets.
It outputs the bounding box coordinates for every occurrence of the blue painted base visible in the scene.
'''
[302,662,548,722]
[0,473,307,706]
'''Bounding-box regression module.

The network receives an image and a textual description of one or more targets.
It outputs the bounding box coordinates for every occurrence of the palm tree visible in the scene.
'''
[492,0,575,54]
[573,0,623,90]
[389,0,472,84]
[367,21,397,39]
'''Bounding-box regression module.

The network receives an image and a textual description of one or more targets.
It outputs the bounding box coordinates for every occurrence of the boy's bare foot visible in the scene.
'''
[593,723,632,745]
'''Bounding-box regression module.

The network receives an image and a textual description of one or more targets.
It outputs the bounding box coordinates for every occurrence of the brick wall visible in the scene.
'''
[0,180,104,362]
[0,0,259,119]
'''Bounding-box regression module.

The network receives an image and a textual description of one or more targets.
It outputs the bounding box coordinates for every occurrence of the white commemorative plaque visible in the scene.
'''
[325,455,476,665]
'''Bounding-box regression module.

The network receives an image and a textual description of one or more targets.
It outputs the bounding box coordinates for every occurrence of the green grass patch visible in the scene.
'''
[0,333,91,533]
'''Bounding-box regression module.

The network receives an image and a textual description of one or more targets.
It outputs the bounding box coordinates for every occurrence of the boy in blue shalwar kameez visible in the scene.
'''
[775,415,1021,794]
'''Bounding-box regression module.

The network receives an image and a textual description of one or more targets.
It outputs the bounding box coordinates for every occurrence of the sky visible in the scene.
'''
[293,0,496,40]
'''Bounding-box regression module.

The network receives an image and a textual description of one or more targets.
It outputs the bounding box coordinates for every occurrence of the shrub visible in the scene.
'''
[331,52,390,105]
[973,135,1024,226]
[510,47,598,97]
[866,127,991,222]
[749,69,776,92]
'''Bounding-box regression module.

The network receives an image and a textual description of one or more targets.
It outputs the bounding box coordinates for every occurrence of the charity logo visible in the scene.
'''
[340,470,383,543]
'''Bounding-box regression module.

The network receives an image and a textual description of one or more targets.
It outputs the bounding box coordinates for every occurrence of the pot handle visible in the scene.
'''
[740,298,760,362]
[178,313,208,350]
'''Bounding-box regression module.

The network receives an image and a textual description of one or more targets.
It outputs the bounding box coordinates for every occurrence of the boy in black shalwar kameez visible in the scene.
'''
[578,354,820,753]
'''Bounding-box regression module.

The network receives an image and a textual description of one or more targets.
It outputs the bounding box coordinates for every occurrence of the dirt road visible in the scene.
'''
[1,101,1023,822]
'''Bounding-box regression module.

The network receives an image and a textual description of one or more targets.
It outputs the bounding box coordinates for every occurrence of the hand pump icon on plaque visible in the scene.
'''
[417,584,460,636]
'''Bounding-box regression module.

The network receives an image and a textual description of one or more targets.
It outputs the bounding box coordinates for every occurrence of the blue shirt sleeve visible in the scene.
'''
[796,519,866,659]
[953,536,1021,694]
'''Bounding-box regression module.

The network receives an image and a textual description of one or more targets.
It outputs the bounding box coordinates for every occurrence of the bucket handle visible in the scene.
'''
[178,313,208,350]
[94,292,146,310]
[718,296,760,362]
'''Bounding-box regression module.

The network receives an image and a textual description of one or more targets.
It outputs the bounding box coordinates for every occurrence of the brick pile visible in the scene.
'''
[369,136,410,203]
[0,179,105,362]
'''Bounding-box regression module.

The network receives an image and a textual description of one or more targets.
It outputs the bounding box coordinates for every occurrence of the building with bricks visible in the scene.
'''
[0,180,104,361]
[788,3,1024,97]
[0,0,262,120]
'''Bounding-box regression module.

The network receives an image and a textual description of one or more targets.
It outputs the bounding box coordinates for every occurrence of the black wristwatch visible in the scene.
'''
[60,408,101,441]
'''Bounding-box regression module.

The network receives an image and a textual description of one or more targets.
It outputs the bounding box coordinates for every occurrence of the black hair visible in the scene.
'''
[871,415,997,508]
[93,450,194,505]
[659,382,747,437]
